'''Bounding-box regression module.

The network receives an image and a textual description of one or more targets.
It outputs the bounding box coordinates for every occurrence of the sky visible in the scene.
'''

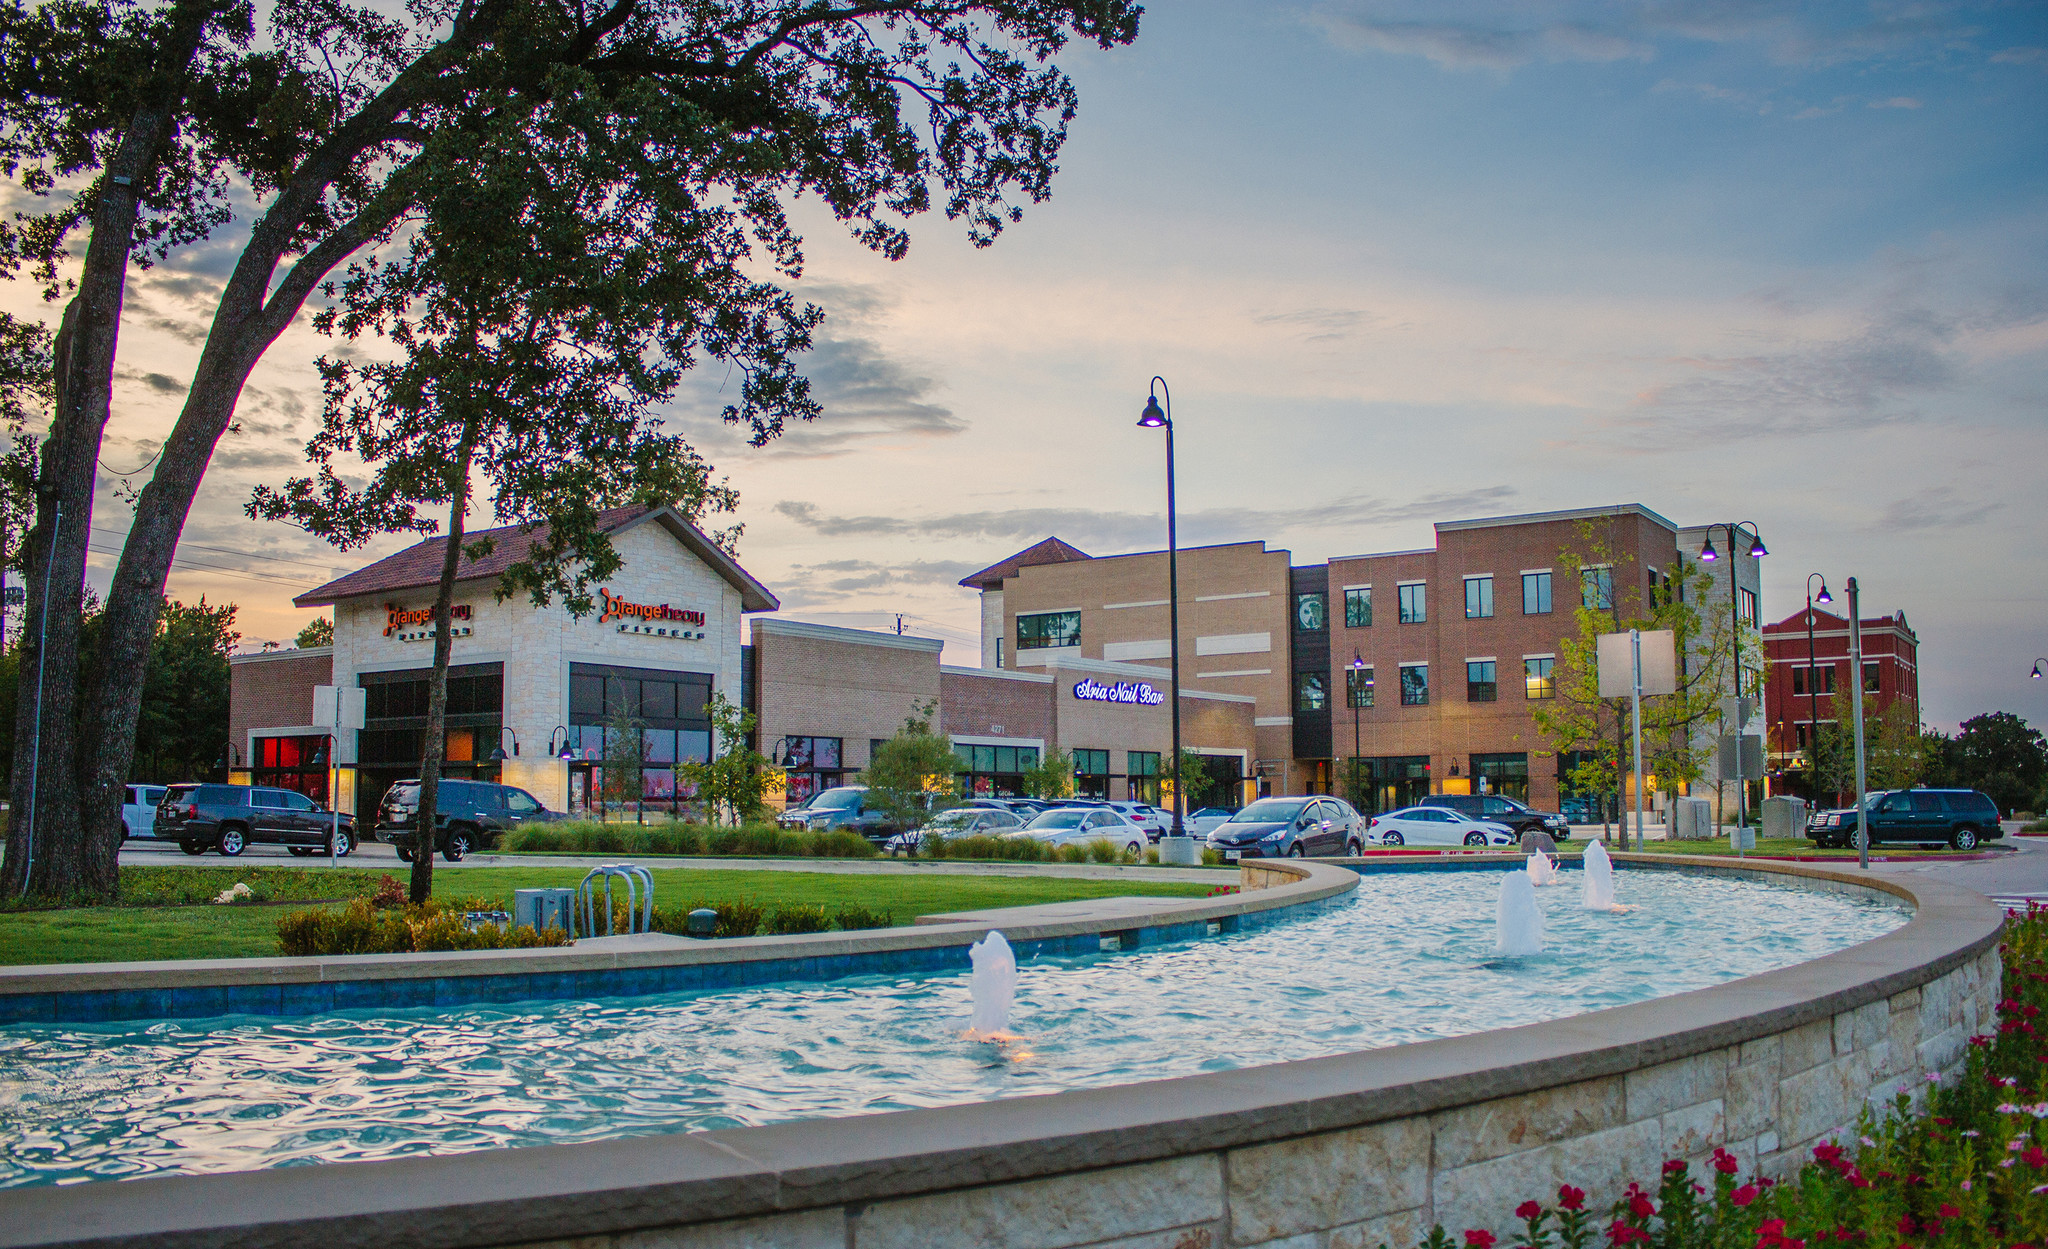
[3,0,2044,734]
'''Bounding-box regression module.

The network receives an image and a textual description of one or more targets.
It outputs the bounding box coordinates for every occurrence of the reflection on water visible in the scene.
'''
[0,868,1906,1187]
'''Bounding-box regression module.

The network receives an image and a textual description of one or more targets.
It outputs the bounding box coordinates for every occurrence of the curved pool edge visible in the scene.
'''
[0,859,1357,1026]
[0,860,2002,1249]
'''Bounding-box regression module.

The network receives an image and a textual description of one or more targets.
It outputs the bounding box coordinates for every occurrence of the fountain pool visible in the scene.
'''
[0,865,1908,1189]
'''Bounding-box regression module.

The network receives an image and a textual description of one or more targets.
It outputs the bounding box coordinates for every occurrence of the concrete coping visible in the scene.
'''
[0,857,2004,1249]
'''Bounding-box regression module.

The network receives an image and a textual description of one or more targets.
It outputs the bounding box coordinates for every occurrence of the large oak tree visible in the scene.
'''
[0,0,1141,900]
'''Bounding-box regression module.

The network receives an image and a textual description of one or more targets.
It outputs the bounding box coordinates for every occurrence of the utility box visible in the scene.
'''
[1671,798,1713,841]
[1762,796,1807,841]
[1730,825,1757,852]
[513,888,575,936]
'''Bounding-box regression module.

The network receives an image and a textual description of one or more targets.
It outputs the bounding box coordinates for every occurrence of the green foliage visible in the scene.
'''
[276,897,573,956]
[832,904,894,931]
[294,617,333,649]
[597,705,647,813]
[679,693,782,825]
[1020,745,1076,799]
[918,833,1056,862]
[864,700,959,826]
[500,820,876,859]
[1174,748,1219,814]
[1808,690,1932,803]
[764,903,832,934]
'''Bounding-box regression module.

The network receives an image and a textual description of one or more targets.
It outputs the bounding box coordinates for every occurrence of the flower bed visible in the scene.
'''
[1417,902,2048,1249]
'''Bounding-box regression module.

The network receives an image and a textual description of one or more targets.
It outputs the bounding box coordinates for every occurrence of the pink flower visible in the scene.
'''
[1732,1184,1759,1207]
[1629,1194,1656,1219]
[1663,1158,1688,1176]
[1559,1185,1586,1211]
[2025,1146,2048,1168]
[1516,1201,1543,1221]
[1607,1220,1648,1245]
[1713,1147,1741,1175]
[1464,1231,1497,1249]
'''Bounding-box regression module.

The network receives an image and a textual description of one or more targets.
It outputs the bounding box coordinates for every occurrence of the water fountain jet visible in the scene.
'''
[1581,840,1633,912]
[1495,871,1546,956]
[1526,849,1559,886]
[965,930,1020,1042]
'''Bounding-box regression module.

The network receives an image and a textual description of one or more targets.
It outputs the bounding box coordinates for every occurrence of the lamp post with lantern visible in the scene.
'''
[1803,573,1832,801]
[1697,521,1768,831]
[1137,379,1194,862]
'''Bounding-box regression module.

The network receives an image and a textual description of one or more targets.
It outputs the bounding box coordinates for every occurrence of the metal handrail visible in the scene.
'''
[576,864,655,936]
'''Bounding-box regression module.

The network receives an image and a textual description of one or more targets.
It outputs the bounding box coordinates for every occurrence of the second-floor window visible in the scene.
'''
[1464,576,1494,619]
[1467,660,1497,702]
[1399,663,1428,706]
[1863,662,1881,693]
[1525,656,1556,700]
[1347,665,1374,708]
[1522,571,1551,614]
[1792,665,1838,696]
[1016,610,1080,649]
[1344,587,1372,628]
[1739,587,1759,625]
[1581,567,1614,611]
[1296,671,1327,712]
[1398,583,1426,624]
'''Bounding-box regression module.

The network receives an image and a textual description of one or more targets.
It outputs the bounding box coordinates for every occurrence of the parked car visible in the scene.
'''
[1367,805,1518,848]
[1807,788,2004,851]
[122,783,170,839]
[1205,796,1362,860]
[774,784,907,842]
[1003,807,1147,858]
[885,806,1025,853]
[1559,796,1609,824]
[1418,793,1572,841]
[374,778,563,861]
[155,783,358,857]
[1101,801,1170,839]
[1186,807,1235,837]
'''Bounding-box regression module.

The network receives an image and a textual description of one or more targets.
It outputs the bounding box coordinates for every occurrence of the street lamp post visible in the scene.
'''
[1348,651,1366,814]
[1698,521,1768,832]
[1848,577,1868,871]
[1138,379,1194,864]
[1804,574,1832,802]
[2031,659,2047,681]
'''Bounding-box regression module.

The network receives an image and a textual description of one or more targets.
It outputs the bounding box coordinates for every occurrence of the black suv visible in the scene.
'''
[1808,788,2004,851]
[155,783,358,857]
[374,778,562,861]
[1418,793,1573,841]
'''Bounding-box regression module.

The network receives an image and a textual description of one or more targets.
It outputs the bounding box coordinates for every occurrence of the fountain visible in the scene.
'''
[1582,840,1632,912]
[1494,871,1546,956]
[965,930,1018,1040]
[1526,849,1559,886]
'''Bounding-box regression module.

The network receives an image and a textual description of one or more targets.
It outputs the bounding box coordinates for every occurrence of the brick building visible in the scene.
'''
[1762,605,1920,794]
[962,503,1764,814]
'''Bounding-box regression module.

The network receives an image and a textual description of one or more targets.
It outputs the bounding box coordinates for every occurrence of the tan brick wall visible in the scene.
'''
[754,621,944,773]
[941,668,1054,744]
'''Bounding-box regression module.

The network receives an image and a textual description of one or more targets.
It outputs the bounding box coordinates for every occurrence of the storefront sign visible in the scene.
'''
[599,588,707,627]
[1072,678,1165,706]
[385,602,472,638]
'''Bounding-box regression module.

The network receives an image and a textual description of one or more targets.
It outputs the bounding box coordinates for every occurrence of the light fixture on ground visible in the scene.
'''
[1697,521,1767,831]
[1137,377,1195,865]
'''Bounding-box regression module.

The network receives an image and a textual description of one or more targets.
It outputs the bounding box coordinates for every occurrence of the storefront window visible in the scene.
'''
[1472,752,1529,801]
[1127,750,1161,805]
[953,742,1039,797]
[778,736,844,807]
[354,662,505,813]
[566,661,715,818]
[253,734,330,803]
[1073,748,1109,798]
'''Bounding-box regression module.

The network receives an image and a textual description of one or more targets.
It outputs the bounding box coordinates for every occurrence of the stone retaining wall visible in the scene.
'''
[1,860,2003,1249]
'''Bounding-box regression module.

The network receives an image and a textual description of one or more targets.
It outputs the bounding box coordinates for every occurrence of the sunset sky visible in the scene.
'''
[4,0,2044,733]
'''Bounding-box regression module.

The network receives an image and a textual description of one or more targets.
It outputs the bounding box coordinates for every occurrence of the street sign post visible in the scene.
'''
[311,686,367,866]
[1598,630,1676,851]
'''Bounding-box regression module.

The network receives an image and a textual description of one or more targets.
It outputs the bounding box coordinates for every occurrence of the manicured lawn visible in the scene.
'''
[0,866,1215,966]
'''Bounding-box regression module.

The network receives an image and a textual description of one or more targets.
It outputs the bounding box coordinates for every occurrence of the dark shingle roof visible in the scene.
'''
[294,503,779,612]
[957,536,1092,590]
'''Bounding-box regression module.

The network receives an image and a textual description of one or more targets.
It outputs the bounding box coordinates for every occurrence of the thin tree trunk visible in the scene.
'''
[411,419,480,904]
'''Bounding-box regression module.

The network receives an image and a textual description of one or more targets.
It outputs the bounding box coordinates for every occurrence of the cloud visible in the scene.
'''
[775,486,1519,553]
[1252,306,1397,343]
[1876,487,2000,532]
[1990,46,2048,69]
[1868,96,1923,109]
[771,556,986,607]
[116,365,187,394]
[1310,13,1653,69]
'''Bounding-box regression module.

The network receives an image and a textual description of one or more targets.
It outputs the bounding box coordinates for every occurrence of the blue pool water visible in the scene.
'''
[0,867,1906,1187]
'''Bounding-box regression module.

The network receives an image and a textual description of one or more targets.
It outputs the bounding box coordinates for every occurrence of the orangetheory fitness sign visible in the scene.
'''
[385,603,471,636]
[598,588,706,628]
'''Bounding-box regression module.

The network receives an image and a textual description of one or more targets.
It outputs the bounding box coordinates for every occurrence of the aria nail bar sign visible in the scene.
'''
[1072,678,1165,706]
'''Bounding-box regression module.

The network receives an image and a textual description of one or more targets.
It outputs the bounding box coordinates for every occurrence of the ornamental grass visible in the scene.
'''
[1404,903,2048,1249]
[501,821,877,859]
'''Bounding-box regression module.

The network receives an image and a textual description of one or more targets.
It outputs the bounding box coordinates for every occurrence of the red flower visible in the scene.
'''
[1713,1147,1741,1175]
[1608,1220,1649,1244]
[2026,1147,2048,1168]
[1732,1184,1759,1207]
[1516,1201,1543,1221]
[1559,1185,1586,1211]
[1663,1158,1688,1176]
[1464,1231,1497,1249]
[1899,1216,1918,1237]
[1630,1194,1656,1219]
[1938,1205,1960,1219]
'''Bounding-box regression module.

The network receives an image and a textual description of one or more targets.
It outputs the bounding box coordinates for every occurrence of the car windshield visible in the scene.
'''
[929,810,978,828]
[810,789,863,810]
[1026,810,1089,830]
[1230,799,1310,823]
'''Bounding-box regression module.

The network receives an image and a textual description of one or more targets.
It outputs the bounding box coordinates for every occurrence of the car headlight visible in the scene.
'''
[1261,829,1289,842]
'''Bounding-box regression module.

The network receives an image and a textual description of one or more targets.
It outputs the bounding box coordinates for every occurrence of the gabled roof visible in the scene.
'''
[957,536,1092,590]
[294,503,780,613]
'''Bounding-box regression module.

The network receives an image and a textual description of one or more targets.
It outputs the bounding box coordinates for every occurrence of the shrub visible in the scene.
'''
[930,835,1055,862]
[1201,848,1224,867]
[832,904,894,930]
[766,903,832,934]
[500,820,875,859]
[370,874,405,909]
[1055,843,1090,864]
[276,897,571,956]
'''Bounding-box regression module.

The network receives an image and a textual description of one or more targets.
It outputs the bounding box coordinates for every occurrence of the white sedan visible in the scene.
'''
[1003,807,1148,858]
[1368,805,1519,848]
[1186,807,1235,837]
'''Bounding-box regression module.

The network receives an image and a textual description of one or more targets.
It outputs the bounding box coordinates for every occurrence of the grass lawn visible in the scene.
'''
[0,866,1216,967]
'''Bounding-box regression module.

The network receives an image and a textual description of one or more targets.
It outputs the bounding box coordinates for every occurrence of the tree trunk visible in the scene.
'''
[410,420,479,904]
[0,7,218,901]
